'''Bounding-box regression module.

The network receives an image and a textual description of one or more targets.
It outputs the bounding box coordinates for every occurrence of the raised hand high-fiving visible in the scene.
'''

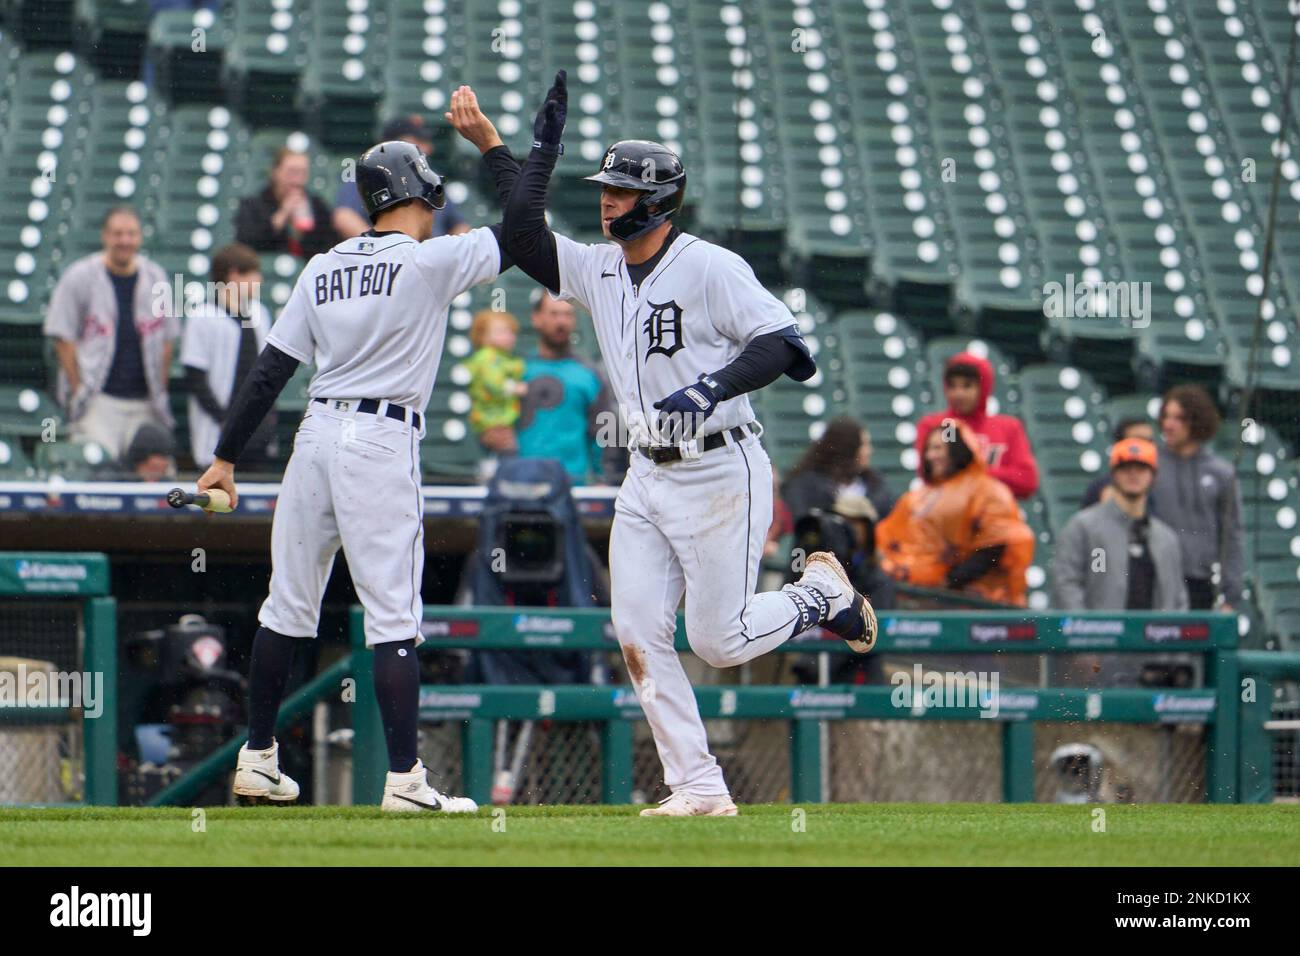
[444,85,503,154]
[532,70,568,153]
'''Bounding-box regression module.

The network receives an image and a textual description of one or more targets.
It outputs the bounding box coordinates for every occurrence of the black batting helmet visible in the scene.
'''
[356,140,446,220]
[584,140,686,241]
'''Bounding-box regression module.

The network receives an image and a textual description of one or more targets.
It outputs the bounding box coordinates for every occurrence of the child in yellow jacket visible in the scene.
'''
[465,310,527,461]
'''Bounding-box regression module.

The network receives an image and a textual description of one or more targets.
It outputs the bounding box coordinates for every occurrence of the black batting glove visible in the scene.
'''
[532,70,568,154]
[653,375,723,444]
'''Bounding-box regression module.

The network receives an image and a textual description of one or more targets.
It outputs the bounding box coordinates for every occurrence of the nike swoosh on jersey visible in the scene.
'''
[601,271,616,278]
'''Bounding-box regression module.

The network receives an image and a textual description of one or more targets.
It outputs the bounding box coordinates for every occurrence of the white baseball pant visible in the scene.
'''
[259,401,425,647]
[609,427,799,797]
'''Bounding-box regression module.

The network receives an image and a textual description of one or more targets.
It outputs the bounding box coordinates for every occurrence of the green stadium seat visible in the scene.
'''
[34,437,113,478]
[0,385,60,437]
[147,7,228,104]
[73,0,151,79]
[0,435,36,478]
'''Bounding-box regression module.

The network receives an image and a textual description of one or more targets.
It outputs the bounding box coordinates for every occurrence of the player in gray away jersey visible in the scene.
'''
[195,89,518,812]
[501,72,878,817]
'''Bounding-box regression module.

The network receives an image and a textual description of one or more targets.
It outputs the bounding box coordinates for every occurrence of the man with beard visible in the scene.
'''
[1052,437,1188,611]
[516,289,620,485]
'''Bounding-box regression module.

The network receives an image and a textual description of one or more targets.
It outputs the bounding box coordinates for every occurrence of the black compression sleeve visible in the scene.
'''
[184,365,226,421]
[488,224,515,273]
[482,145,521,209]
[708,328,809,401]
[502,148,562,294]
[946,545,1007,589]
[212,345,299,464]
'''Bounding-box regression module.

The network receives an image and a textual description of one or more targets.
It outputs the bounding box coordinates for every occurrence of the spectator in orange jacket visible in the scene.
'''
[878,419,1035,606]
[915,351,1039,498]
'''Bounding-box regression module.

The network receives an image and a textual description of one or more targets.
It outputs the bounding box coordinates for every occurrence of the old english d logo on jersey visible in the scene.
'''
[643,300,684,359]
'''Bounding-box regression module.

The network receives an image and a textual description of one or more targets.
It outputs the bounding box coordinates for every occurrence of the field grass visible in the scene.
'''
[1,803,1296,866]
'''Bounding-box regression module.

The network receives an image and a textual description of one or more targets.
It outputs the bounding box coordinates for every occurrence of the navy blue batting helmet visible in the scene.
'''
[584,140,686,241]
[356,140,446,220]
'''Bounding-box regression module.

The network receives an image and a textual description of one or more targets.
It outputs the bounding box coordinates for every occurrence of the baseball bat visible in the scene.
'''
[166,487,234,513]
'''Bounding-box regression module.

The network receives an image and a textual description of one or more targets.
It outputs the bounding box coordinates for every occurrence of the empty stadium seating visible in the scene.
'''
[1,0,1298,635]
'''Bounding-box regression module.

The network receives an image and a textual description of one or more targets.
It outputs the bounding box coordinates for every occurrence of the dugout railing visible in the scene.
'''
[1235,650,1300,802]
[0,552,116,805]
[348,606,1246,806]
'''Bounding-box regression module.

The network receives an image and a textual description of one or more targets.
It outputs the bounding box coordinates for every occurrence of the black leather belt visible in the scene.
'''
[313,397,422,431]
[637,423,756,464]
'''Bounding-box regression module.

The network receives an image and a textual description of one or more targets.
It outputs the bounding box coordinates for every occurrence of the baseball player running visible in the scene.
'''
[501,72,878,816]
[196,90,521,811]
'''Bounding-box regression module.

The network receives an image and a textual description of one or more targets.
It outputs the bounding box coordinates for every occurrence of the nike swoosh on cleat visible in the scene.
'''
[249,768,281,785]
[391,793,443,811]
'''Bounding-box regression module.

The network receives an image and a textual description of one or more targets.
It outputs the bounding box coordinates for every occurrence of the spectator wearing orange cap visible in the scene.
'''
[1052,437,1188,611]
[875,419,1034,605]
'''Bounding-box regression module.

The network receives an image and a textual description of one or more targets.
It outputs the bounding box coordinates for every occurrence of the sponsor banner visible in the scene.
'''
[883,617,942,649]
[612,687,643,716]
[992,691,1039,720]
[0,553,109,596]
[512,614,576,644]
[421,618,481,640]
[1143,621,1211,644]
[1152,693,1216,723]
[1060,616,1124,649]
[788,688,855,718]
[0,482,619,519]
[969,621,1038,644]
[418,689,482,719]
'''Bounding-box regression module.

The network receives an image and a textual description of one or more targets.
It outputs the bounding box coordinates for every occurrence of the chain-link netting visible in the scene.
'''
[412,719,607,805]
[416,721,464,798]
[1033,723,1207,803]
[1271,680,1300,801]
[829,720,1003,802]
[632,719,794,805]
[486,720,603,805]
[0,602,84,804]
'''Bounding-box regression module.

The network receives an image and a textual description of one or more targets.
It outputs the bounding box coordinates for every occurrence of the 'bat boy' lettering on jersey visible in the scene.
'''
[314,263,404,305]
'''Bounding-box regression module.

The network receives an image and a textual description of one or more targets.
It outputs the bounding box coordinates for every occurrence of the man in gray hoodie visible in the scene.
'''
[1053,437,1188,611]
[1149,385,1243,611]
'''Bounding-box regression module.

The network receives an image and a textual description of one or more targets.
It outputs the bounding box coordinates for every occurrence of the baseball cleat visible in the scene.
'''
[797,551,878,654]
[381,760,478,813]
[639,792,739,817]
[233,739,300,804]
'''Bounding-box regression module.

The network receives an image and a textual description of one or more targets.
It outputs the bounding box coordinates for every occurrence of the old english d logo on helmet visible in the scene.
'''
[584,140,687,241]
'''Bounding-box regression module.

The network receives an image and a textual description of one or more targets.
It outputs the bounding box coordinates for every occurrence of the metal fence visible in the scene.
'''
[0,554,116,806]
[830,720,1003,802]
[138,606,1300,807]
[1032,723,1207,803]
[339,605,1254,807]
[1272,682,1300,800]
[0,603,83,803]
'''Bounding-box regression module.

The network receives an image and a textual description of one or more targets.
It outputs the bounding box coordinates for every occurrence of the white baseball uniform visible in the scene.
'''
[180,298,271,467]
[554,230,809,796]
[257,227,502,647]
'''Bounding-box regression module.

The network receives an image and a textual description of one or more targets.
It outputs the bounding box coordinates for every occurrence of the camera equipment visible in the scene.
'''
[792,508,856,572]
[496,511,564,586]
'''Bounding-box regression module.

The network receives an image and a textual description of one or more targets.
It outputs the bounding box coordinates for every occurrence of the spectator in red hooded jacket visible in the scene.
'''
[914,351,1039,499]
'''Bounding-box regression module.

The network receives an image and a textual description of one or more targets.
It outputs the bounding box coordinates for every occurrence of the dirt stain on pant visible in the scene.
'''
[622,644,648,685]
